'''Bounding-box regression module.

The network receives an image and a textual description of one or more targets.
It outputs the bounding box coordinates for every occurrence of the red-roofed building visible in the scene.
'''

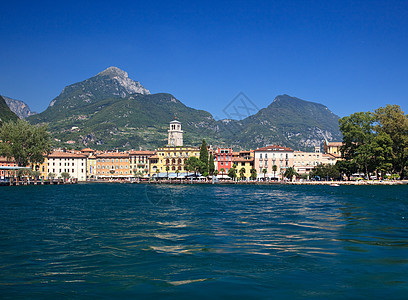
[47,150,87,180]
[95,152,131,178]
[254,145,294,180]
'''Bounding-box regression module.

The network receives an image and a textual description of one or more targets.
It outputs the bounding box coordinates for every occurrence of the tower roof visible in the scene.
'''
[170,119,181,124]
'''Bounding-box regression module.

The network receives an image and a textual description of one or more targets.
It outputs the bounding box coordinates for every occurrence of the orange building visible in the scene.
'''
[96,152,131,178]
[0,156,18,179]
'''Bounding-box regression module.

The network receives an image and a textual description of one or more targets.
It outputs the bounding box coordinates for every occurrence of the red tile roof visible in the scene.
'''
[129,150,156,155]
[48,151,87,158]
[255,145,293,152]
[96,152,130,158]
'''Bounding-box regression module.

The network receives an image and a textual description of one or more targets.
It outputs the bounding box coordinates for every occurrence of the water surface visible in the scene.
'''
[1,184,407,298]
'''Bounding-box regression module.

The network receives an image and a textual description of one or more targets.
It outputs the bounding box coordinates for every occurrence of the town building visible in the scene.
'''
[47,150,87,181]
[168,119,183,146]
[149,146,200,175]
[0,156,18,179]
[129,150,156,177]
[148,119,201,176]
[95,152,131,179]
[293,146,322,175]
[254,145,294,180]
[324,140,343,159]
[81,148,97,179]
[215,147,233,173]
[232,150,255,179]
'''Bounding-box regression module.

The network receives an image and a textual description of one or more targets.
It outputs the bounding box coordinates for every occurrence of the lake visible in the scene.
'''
[1,183,407,299]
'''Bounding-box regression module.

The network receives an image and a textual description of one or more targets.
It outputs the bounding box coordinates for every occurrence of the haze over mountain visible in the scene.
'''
[28,67,341,150]
[2,96,36,119]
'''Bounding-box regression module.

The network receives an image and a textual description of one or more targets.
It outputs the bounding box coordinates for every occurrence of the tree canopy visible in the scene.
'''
[339,104,408,178]
[0,119,51,167]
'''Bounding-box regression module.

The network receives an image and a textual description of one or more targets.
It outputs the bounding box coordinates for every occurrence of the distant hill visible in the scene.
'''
[3,96,36,118]
[0,95,19,124]
[220,94,342,150]
[28,67,220,149]
[28,67,341,150]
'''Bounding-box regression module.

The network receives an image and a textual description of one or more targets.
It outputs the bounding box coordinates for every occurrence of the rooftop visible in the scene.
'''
[255,145,293,152]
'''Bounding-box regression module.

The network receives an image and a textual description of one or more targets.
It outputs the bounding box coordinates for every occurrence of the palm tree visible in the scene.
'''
[272,165,277,180]
[155,169,160,180]
[250,168,257,180]
[239,167,246,180]
[262,168,267,180]
[165,166,169,179]
[284,167,299,182]
[220,168,225,180]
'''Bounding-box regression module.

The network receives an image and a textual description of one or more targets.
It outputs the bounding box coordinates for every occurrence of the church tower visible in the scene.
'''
[168,119,183,146]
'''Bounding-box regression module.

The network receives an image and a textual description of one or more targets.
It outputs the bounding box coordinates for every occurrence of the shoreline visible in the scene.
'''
[86,179,408,186]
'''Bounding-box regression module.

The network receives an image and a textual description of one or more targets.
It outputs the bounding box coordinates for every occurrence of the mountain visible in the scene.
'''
[28,67,219,149]
[3,96,36,118]
[0,95,19,124]
[220,94,342,150]
[28,67,341,151]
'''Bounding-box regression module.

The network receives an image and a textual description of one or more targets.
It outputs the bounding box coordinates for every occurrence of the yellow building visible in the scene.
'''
[32,157,48,179]
[129,150,156,177]
[232,150,254,179]
[149,146,200,176]
[81,148,97,179]
[324,140,343,158]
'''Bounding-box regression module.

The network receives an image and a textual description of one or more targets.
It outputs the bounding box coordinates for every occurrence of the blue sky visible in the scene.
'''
[1,0,408,119]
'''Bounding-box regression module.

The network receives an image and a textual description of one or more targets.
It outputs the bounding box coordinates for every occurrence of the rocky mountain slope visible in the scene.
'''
[220,94,342,150]
[28,67,341,150]
[0,95,19,124]
[3,96,36,118]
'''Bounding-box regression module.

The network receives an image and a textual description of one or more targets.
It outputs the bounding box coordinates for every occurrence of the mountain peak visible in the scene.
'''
[97,66,128,78]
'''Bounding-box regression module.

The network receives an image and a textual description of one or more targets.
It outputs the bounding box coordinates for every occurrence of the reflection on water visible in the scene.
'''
[0,184,407,298]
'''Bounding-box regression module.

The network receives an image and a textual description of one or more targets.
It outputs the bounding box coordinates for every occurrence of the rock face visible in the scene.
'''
[0,95,19,123]
[28,67,342,151]
[3,96,36,119]
[219,94,342,150]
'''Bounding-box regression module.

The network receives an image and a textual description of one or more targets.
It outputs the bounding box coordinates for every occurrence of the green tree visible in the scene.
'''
[335,160,358,181]
[165,165,170,178]
[199,139,209,174]
[219,168,225,180]
[228,166,237,180]
[0,120,51,166]
[208,153,215,175]
[284,167,299,181]
[239,167,246,180]
[374,104,408,178]
[175,169,179,178]
[272,165,277,179]
[214,170,219,177]
[262,168,267,179]
[339,112,376,177]
[48,172,56,179]
[250,168,257,180]
[310,164,340,181]
[61,172,70,180]
[371,132,393,178]
[185,156,203,177]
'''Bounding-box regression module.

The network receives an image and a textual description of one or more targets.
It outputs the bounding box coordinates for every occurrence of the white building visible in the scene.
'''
[168,119,183,146]
[47,151,87,181]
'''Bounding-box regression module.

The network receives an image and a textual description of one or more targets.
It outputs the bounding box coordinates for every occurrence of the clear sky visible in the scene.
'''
[1,0,408,119]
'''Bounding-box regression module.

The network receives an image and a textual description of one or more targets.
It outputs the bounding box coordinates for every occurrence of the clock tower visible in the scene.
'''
[168,119,183,146]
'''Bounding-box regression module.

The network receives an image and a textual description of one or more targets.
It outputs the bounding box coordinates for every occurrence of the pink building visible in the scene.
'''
[254,145,294,180]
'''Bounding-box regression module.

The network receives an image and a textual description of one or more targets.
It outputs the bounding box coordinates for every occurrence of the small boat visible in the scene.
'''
[330,183,340,187]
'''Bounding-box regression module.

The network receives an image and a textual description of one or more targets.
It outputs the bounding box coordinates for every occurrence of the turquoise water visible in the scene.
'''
[1,184,407,299]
